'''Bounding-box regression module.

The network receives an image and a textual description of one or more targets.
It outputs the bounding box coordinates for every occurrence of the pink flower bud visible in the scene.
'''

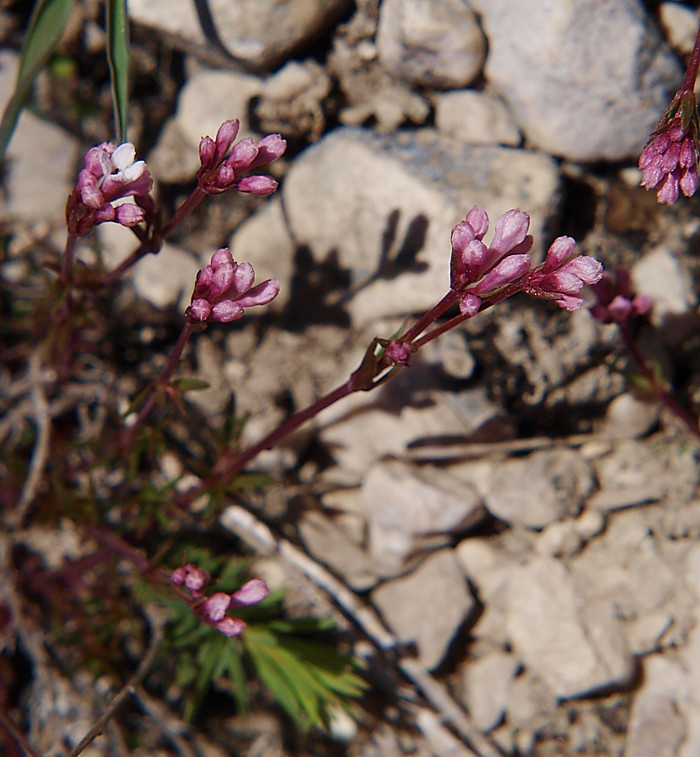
[473,253,531,294]
[234,278,280,308]
[199,135,216,167]
[248,134,287,168]
[227,138,259,169]
[230,578,269,606]
[488,209,530,256]
[213,119,240,162]
[216,617,247,637]
[183,564,209,593]
[459,293,481,317]
[202,592,231,622]
[464,206,489,238]
[235,175,279,196]
[114,202,146,227]
[210,300,246,322]
[188,298,212,321]
[385,341,412,366]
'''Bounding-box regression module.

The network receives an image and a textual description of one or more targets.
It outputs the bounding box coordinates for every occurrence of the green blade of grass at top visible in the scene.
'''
[106,0,129,142]
[0,0,76,158]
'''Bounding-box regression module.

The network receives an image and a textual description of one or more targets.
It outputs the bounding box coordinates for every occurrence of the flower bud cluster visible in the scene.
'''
[450,207,602,315]
[197,119,286,196]
[186,247,280,323]
[171,563,269,637]
[67,142,154,235]
[639,91,700,205]
[523,236,603,311]
[589,268,651,324]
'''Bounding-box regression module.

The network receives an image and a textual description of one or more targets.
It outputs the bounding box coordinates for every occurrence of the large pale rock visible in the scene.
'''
[97,224,195,311]
[298,510,378,591]
[470,0,682,161]
[434,89,521,146]
[372,549,476,670]
[0,52,78,223]
[318,381,504,484]
[624,655,687,757]
[569,509,672,616]
[225,198,296,311]
[129,0,349,70]
[506,557,633,699]
[377,0,485,89]
[363,459,484,577]
[632,246,697,324]
[460,651,519,732]
[484,449,594,529]
[281,127,560,325]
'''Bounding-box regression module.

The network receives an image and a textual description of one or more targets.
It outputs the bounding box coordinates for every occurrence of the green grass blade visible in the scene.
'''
[0,0,75,157]
[106,0,129,141]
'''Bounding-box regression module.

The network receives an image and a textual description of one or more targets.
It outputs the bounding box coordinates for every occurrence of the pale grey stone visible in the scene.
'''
[298,510,378,591]
[484,449,594,529]
[632,247,697,325]
[434,90,520,146]
[506,557,633,699]
[282,127,560,325]
[570,510,674,620]
[420,329,475,380]
[377,0,485,89]
[470,0,682,161]
[129,0,349,69]
[598,392,660,440]
[98,224,195,310]
[318,382,503,484]
[589,440,687,512]
[659,2,700,56]
[372,549,476,670]
[624,655,687,757]
[460,652,519,732]
[227,198,295,311]
[363,459,484,577]
[0,51,78,223]
[5,110,79,223]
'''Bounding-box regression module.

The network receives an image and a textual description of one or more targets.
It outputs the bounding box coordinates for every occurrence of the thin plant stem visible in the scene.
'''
[618,323,700,439]
[0,708,43,757]
[203,380,356,487]
[119,319,195,447]
[70,607,163,757]
[160,186,208,238]
[103,239,152,285]
[60,231,79,286]
[182,284,527,502]
[681,21,700,93]
[400,291,459,343]
[104,186,208,284]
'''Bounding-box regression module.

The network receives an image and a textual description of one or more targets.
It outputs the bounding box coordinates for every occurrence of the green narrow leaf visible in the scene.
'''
[106,0,129,141]
[224,642,248,715]
[172,377,211,392]
[0,0,75,157]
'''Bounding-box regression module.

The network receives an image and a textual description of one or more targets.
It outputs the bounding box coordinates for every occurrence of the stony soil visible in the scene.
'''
[3,1,700,755]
